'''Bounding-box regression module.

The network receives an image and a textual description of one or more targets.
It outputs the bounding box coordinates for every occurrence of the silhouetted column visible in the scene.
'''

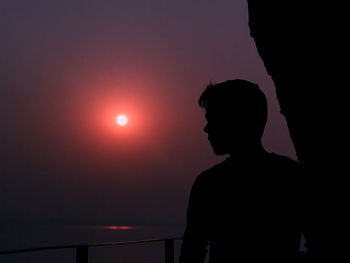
[164,239,174,263]
[76,245,88,263]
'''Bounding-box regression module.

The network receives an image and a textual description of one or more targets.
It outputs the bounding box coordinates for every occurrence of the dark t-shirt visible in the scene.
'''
[179,152,302,263]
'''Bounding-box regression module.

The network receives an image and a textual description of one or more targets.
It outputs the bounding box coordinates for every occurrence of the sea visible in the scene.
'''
[0,222,306,262]
[0,222,185,263]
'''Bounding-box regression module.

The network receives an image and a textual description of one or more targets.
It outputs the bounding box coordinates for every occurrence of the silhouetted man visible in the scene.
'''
[179,79,302,263]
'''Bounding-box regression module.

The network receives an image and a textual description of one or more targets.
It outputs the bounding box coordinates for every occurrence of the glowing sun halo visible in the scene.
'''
[116,115,128,126]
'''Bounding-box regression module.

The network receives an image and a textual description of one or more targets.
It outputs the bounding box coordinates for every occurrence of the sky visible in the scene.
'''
[0,0,296,229]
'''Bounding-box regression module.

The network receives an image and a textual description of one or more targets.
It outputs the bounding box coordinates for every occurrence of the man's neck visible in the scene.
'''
[228,142,267,161]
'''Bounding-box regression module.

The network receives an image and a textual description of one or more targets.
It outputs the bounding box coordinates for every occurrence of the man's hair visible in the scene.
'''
[199,79,268,136]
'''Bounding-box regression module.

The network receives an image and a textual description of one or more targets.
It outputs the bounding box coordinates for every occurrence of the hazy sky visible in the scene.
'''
[0,0,296,227]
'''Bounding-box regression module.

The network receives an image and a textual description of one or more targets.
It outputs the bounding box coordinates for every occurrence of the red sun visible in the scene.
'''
[116,114,128,126]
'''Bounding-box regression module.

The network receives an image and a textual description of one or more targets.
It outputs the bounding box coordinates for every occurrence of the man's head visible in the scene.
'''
[199,79,268,155]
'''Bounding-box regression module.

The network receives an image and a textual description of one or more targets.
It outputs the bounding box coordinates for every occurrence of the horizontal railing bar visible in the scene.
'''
[0,237,182,255]
[86,237,182,248]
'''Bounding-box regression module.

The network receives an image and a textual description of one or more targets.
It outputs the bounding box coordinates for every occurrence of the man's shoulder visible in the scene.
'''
[267,153,301,183]
[196,159,229,182]
[189,160,228,194]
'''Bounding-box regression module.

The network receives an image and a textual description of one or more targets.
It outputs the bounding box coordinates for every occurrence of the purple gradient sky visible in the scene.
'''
[0,0,296,227]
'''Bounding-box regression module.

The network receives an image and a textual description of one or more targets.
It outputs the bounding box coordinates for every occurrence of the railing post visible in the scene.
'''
[164,239,174,263]
[76,245,88,263]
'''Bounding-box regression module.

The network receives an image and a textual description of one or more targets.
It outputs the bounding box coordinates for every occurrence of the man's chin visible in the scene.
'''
[212,147,229,156]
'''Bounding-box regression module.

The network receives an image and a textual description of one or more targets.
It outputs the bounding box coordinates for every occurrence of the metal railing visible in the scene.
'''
[0,237,182,263]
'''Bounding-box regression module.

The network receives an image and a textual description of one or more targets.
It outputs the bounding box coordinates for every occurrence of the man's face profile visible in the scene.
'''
[204,104,246,155]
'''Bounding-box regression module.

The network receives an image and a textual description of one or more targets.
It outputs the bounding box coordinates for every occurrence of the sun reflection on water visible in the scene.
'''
[98,225,136,230]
